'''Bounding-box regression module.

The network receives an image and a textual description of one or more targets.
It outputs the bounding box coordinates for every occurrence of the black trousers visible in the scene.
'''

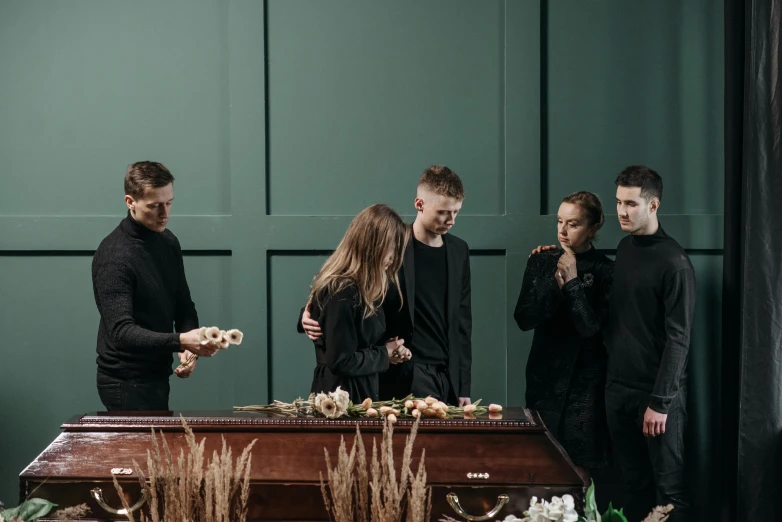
[379,361,456,404]
[605,381,690,522]
[97,372,170,411]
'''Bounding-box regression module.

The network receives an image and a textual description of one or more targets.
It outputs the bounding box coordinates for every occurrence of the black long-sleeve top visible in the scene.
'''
[604,226,695,414]
[514,247,613,469]
[309,284,390,402]
[92,213,198,381]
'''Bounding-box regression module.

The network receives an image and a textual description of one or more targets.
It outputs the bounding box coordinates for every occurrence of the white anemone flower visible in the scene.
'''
[218,330,230,349]
[330,386,350,413]
[320,398,338,418]
[314,392,328,409]
[198,326,208,344]
[205,326,222,343]
[226,329,244,345]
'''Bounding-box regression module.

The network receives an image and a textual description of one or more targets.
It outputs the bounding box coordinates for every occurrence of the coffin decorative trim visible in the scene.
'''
[64,414,537,430]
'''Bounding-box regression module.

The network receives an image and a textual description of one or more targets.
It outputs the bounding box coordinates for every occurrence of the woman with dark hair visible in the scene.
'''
[514,191,613,478]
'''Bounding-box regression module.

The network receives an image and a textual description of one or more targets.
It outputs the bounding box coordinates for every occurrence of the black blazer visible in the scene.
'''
[309,285,390,402]
[381,232,473,398]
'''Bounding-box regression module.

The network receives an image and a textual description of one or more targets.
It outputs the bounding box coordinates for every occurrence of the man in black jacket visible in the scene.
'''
[92,161,220,411]
[300,166,472,406]
[605,165,695,522]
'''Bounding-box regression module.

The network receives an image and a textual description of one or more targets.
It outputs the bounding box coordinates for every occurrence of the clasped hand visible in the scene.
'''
[302,303,411,363]
[385,337,412,364]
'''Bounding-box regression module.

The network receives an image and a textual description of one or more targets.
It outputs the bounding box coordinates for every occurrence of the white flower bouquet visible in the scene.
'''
[235,389,501,422]
[177,326,244,371]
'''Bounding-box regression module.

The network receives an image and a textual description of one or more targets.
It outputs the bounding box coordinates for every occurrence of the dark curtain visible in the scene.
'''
[723,0,782,521]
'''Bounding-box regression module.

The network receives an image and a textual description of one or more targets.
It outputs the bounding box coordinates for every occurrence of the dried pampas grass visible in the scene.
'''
[320,417,431,522]
[51,504,90,520]
[113,415,256,522]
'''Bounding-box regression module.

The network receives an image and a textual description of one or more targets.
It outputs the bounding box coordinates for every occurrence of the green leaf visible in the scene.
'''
[0,507,21,520]
[583,479,601,522]
[601,503,628,522]
[471,399,482,406]
[9,498,58,521]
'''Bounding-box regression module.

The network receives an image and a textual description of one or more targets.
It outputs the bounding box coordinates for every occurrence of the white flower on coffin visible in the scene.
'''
[330,386,350,417]
[226,329,244,345]
[320,398,338,418]
[502,516,523,522]
[314,392,328,409]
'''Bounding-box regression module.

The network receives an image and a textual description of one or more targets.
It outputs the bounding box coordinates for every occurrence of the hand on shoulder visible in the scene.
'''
[529,244,558,257]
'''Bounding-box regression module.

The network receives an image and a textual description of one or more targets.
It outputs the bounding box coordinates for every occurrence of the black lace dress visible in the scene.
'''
[514,248,613,469]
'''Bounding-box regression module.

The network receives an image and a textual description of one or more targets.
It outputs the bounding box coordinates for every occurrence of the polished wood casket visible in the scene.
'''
[20,408,584,521]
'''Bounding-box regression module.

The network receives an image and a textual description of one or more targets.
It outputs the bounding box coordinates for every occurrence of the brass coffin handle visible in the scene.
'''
[90,487,148,517]
[446,492,510,521]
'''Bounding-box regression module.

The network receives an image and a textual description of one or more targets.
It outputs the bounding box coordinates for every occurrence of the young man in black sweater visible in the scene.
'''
[299,166,472,406]
[92,161,220,411]
[605,166,695,522]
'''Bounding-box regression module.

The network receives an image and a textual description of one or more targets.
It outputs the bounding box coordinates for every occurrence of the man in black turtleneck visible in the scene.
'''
[92,161,220,411]
[604,166,695,522]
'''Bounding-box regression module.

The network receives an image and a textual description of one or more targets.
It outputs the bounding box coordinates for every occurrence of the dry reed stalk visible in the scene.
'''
[321,434,358,522]
[51,503,90,520]
[405,449,430,522]
[354,426,370,522]
[114,415,255,522]
[322,417,430,522]
[110,474,136,522]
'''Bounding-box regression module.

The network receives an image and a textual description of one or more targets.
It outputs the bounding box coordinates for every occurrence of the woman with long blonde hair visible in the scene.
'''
[308,204,412,402]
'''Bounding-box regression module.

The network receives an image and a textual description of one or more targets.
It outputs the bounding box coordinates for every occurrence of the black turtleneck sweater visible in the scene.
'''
[92,213,198,381]
[604,225,696,414]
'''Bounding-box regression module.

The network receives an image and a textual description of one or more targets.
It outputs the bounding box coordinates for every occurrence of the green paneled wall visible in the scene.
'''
[0,1,723,518]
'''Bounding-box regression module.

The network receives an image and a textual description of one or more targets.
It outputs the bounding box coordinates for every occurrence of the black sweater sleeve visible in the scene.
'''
[92,258,180,350]
[649,267,696,413]
[561,265,612,338]
[514,253,563,331]
[321,290,390,377]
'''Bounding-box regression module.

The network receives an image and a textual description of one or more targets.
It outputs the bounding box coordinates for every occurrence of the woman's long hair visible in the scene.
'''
[309,204,409,318]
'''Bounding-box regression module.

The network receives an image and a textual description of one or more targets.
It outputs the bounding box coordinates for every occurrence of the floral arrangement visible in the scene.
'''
[177,326,243,370]
[440,480,673,522]
[235,387,502,422]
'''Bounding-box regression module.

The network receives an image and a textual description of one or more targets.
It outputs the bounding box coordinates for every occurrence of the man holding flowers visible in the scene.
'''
[92,161,220,411]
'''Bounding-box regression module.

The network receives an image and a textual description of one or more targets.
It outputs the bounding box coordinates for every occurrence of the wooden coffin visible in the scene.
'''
[19,408,584,521]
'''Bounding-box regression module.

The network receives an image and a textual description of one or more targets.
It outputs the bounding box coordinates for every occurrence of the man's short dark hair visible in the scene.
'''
[124,161,175,200]
[418,165,465,201]
[615,165,663,202]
